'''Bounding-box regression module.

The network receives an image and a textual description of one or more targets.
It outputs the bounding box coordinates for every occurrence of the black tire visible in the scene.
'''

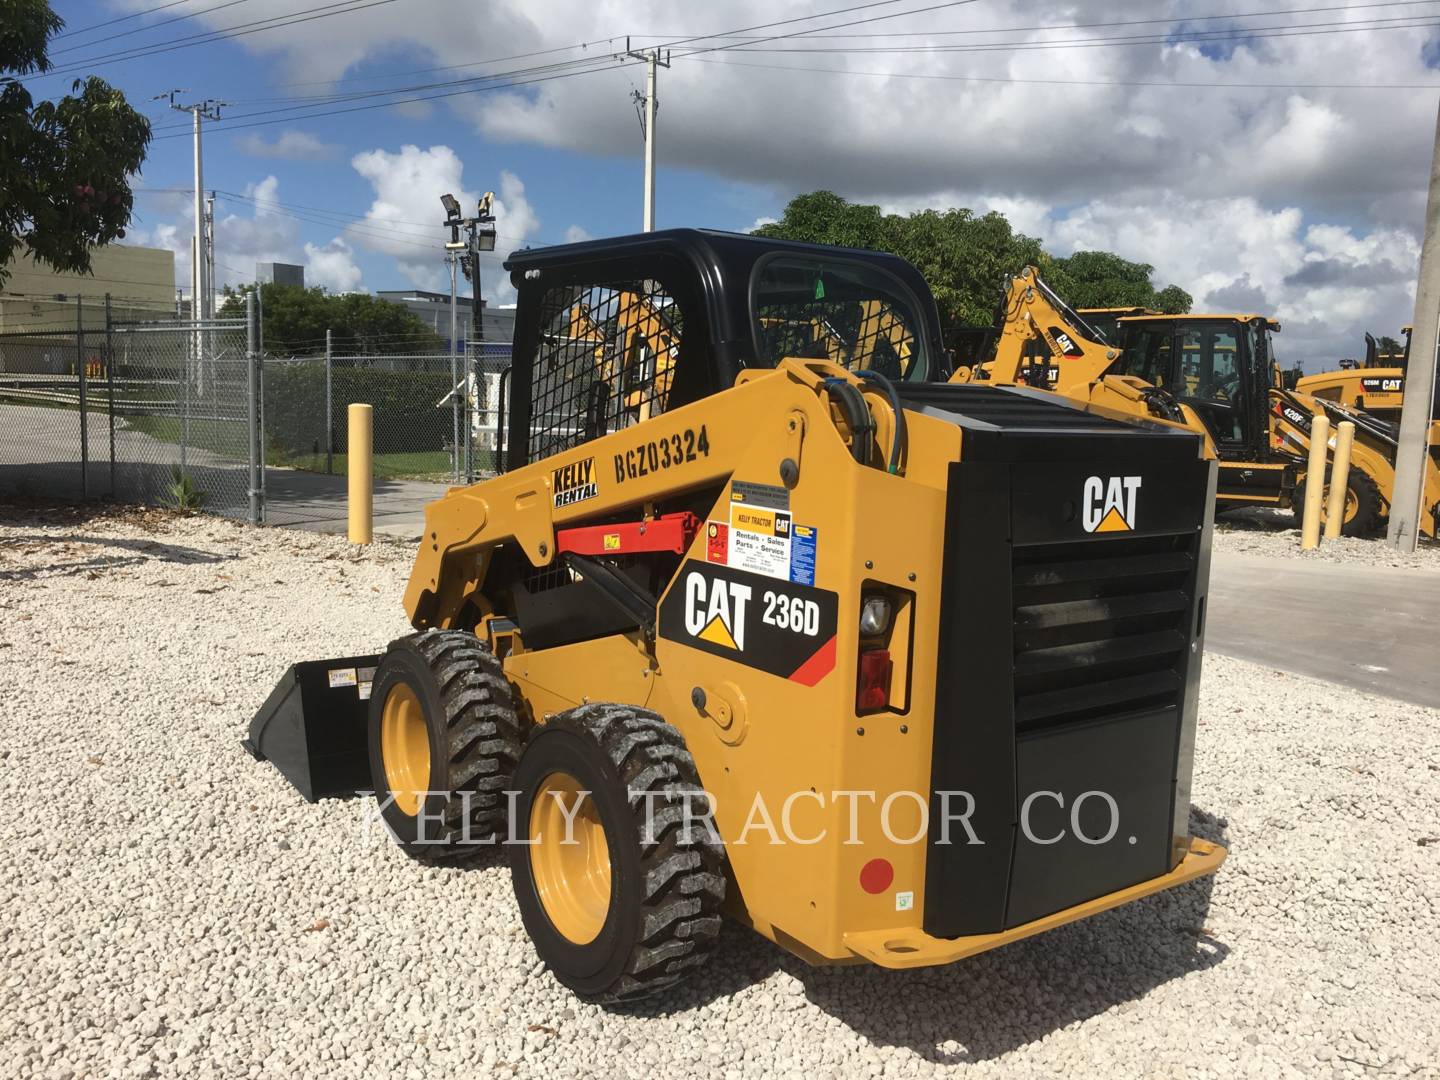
[508,704,725,1004]
[368,629,523,860]
[1293,467,1384,538]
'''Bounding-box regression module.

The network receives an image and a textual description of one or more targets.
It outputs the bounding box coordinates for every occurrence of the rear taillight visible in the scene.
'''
[857,648,893,712]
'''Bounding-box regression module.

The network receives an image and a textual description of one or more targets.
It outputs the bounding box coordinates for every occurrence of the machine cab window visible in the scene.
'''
[750,256,929,381]
[1117,327,1173,388]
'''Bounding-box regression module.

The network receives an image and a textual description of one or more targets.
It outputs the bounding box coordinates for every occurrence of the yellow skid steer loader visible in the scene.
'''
[247,232,1226,1003]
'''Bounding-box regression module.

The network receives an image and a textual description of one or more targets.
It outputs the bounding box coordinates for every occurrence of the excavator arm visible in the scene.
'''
[954,267,1119,392]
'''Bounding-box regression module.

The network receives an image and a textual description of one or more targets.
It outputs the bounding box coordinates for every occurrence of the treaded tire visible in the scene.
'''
[508,703,725,1004]
[368,629,523,861]
[1293,467,1384,538]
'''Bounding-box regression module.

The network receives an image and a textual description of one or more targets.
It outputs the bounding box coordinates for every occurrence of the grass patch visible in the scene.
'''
[123,412,489,480]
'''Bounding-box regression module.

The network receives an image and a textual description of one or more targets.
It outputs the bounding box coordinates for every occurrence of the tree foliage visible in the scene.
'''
[755,190,1191,328]
[1043,250,1191,314]
[1,0,151,288]
[219,283,446,356]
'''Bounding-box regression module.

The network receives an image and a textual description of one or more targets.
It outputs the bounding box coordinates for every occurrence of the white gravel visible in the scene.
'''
[2,503,1438,1078]
[1215,509,1440,571]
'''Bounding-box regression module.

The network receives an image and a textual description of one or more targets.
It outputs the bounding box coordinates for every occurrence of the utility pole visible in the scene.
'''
[158,93,225,319]
[626,40,671,232]
[1388,98,1440,551]
[159,91,224,400]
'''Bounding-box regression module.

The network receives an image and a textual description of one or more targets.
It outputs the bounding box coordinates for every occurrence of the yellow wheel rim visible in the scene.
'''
[380,683,430,817]
[529,771,612,944]
[1319,484,1359,525]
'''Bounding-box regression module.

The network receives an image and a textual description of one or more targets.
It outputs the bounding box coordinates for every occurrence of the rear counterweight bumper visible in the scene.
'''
[843,837,1226,970]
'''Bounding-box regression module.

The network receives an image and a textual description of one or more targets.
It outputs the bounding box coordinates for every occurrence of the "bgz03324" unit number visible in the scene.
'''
[763,590,820,636]
[614,425,710,482]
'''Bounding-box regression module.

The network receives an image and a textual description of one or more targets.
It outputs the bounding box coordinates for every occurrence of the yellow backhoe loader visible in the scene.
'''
[1296,326,1419,425]
[959,269,1440,538]
[246,232,1226,1004]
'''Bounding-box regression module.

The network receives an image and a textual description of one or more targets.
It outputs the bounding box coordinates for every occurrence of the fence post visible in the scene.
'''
[325,328,333,475]
[182,302,191,475]
[246,290,262,525]
[105,294,116,496]
[76,296,88,498]
[257,286,266,515]
[463,341,474,484]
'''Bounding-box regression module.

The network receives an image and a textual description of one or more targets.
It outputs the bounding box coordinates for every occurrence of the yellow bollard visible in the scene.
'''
[1324,420,1356,540]
[348,403,373,544]
[1300,414,1330,550]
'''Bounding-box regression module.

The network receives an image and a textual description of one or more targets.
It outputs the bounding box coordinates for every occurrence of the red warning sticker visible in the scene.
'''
[706,521,729,564]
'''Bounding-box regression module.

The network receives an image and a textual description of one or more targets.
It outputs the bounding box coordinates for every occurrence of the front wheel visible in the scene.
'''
[508,704,725,1004]
[1292,468,1384,538]
[367,630,523,859]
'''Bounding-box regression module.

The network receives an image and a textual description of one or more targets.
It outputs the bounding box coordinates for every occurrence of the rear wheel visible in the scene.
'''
[368,629,523,859]
[1293,468,1383,538]
[508,704,725,1003]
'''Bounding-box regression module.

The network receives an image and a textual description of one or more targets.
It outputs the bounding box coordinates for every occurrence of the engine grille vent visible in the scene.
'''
[1011,533,1196,733]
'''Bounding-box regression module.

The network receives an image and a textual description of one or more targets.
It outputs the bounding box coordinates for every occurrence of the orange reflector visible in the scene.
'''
[856,648,893,712]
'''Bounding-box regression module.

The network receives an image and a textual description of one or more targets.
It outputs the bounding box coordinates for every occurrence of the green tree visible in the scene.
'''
[754,191,1191,326]
[1,0,151,288]
[218,283,446,356]
[1044,250,1191,314]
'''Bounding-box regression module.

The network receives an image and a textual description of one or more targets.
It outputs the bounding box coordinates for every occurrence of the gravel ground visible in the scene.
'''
[1214,509,1440,571]
[2,503,1438,1078]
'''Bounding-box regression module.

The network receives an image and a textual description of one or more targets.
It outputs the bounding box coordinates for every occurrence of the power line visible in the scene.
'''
[33,0,401,80]
[692,53,1440,90]
[709,13,1440,55]
[49,0,255,56]
[148,57,627,139]
[53,0,223,39]
[633,0,1440,43]
[147,51,620,130]
[149,0,987,139]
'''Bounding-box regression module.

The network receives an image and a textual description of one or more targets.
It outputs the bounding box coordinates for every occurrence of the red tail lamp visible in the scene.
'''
[856,648,893,712]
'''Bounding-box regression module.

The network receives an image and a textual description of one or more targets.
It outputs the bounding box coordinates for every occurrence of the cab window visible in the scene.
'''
[1178,325,1245,446]
[751,257,928,381]
[1117,327,1173,388]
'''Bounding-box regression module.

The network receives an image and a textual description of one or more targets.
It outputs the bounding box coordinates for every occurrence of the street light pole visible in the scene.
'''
[448,250,460,483]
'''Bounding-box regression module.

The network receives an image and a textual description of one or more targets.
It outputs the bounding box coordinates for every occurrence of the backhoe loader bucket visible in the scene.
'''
[243,655,379,802]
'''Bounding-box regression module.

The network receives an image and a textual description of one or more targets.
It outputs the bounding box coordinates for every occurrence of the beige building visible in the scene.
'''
[0,244,176,333]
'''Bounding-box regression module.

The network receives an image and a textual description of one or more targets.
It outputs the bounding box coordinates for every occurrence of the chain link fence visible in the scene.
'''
[2,295,511,531]
[260,339,511,527]
[0,296,258,519]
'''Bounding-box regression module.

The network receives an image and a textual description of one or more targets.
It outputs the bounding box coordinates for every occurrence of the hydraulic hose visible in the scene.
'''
[856,369,907,475]
[822,377,874,465]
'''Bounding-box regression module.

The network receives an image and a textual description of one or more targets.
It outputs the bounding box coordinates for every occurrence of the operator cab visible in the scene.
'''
[1114,313,1281,461]
[502,229,945,470]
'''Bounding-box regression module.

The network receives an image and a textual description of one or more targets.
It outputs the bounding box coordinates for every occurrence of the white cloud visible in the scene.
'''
[236,130,341,162]
[348,146,539,302]
[563,224,592,244]
[149,1,1437,358]
[127,176,355,297]
[1041,194,1419,369]
[304,238,364,293]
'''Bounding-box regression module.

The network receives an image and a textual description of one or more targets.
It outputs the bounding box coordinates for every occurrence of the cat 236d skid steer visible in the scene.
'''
[247,230,1227,1003]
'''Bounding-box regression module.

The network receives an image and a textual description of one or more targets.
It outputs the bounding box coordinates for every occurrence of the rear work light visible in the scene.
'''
[856,648,893,713]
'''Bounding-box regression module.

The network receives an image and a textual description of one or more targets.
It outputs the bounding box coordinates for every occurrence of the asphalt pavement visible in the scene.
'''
[1206,550,1440,709]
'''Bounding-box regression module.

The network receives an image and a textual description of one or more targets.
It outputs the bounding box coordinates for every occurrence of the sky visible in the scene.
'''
[30,0,1440,369]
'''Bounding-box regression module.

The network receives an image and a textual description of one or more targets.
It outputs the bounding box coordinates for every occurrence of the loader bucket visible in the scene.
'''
[242,655,380,802]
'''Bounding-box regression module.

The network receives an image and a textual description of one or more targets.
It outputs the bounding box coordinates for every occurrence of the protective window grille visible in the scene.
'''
[752,259,923,380]
[528,279,683,460]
